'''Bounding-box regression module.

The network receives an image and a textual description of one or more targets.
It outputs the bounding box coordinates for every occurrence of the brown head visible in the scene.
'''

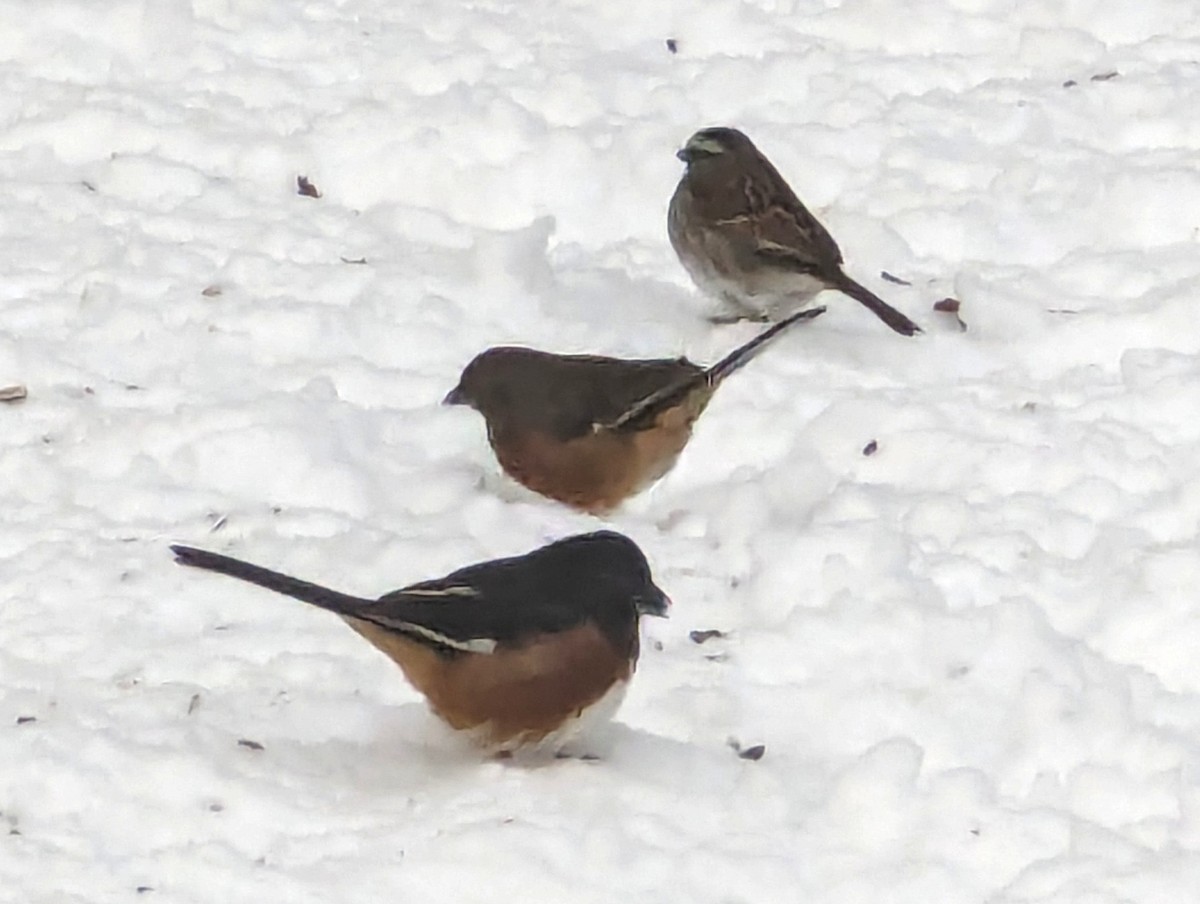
[675,126,780,186]
[674,126,808,219]
[676,126,760,165]
[443,347,535,423]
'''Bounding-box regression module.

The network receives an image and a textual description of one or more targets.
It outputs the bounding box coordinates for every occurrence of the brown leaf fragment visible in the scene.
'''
[727,737,766,760]
[689,629,726,644]
[297,175,321,198]
[201,284,222,297]
[0,385,28,403]
[933,297,967,332]
[340,256,368,265]
[187,693,201,715]
[16,716,36,725]
[665,38,678,53]
[237,738,264,751]
[862,439,878,456]
[880,271,911,286]
[1063,79,1078,88]
[1090,70,1119,82]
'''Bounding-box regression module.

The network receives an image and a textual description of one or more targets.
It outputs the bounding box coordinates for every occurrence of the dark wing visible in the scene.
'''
[364,553,591,653]
[745,149,844,271]
[750,201,843,278]
[691,148,845,278]
[598,371,710,433]
[512,354,704,441]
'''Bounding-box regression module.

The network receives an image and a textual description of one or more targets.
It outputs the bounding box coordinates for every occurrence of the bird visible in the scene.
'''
[668,126,921,336]
[444,304,826,514]
[170,531,669,754]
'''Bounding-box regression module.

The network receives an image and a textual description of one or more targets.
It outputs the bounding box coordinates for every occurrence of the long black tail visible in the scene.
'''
[704,304,826,385]
[605,305,825,432]
[835,276,921,336]
[171,545,370,617]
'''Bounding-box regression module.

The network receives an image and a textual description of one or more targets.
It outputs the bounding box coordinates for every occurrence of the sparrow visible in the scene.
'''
[444,305,825,513]
[171,531,670,754]
[668,126,921,336]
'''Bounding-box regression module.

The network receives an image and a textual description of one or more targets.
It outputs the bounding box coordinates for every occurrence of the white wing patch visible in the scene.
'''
[378,617,498,654]
[402,584,479,598]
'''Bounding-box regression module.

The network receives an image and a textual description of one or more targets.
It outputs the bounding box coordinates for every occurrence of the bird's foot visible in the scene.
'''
[554,750,602,762]
[707,311,770,325]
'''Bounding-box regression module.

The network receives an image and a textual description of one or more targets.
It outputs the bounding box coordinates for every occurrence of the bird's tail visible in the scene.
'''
[171,545,370,617]
[604,305,826,433]
[834,277,921,336]
[704,304,826,385]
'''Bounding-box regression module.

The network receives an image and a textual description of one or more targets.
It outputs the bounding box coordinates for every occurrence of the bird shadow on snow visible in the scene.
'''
[269,707,725,797]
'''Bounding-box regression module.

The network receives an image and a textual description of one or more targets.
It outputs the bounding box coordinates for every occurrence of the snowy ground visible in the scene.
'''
[3,1,1200,901]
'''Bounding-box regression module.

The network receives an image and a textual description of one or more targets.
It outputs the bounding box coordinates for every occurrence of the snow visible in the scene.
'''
[3,1,1200,901]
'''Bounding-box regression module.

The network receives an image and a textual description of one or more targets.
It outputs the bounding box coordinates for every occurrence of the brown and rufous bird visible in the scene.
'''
[444,304,825,514]
[668,126,921,336]
[171,531,669,754]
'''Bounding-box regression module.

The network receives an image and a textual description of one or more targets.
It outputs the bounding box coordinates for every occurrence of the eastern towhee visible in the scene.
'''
[171,531,669,753]
[444,305,826,513]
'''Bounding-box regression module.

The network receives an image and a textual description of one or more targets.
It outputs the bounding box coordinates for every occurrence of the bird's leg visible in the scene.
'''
[706,293,771,324]
[707,312,770,324]
[554,750,602,762]
[707,307,770,325]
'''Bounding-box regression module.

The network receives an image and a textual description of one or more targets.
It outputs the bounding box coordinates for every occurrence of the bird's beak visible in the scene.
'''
[675,147,691,164]
[638,585,671,618]
[443,385,467,406]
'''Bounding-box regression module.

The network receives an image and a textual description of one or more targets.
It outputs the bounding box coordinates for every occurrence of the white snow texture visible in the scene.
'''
[3,1,1200,902]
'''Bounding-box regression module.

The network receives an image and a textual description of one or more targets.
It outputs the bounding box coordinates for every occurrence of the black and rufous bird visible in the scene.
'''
[444,305,825,514]
[171,531,669,753]
[668,126,921,336]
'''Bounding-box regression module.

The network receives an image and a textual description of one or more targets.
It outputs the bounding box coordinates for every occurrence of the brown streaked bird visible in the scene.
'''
[668,126,921,336]
[444,305,825,514]
[171,531,669,754]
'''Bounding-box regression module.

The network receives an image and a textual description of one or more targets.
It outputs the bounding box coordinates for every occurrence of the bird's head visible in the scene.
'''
[442,347,528,416]
[540,531,671,619]
[675,126,755,165]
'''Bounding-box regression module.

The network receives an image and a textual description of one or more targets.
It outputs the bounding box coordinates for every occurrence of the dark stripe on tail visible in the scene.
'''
[170,545,371,617]
[835,277,921,336]
[704,304,827,385]
[604,305,826,432]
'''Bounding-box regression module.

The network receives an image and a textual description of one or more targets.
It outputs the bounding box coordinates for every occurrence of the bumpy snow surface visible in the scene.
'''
[3,2,1200,901]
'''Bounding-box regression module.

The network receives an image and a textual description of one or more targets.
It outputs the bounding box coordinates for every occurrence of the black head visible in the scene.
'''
[676,127,756,165]
[388,531,670,655]
[533,531,670,618]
